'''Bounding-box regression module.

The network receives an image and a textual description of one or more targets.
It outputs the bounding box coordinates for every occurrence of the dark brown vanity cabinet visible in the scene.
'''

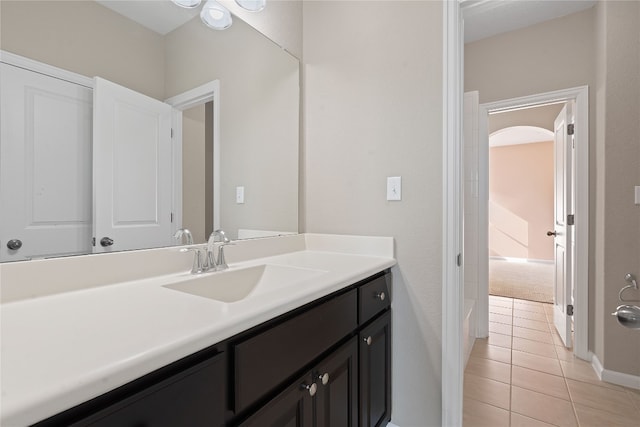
[33,270,391,427]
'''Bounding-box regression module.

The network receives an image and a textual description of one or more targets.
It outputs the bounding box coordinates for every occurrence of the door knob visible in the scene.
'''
[100,237,114,247]
[315,372,330,386]
[363,336,372,346]
[300,382,317,397]
[6,239,22,250]
[546,231,557,237]
[375,291,386,301]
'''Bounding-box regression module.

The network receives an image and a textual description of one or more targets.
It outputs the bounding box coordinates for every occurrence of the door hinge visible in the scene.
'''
[456,253,462,267]
[567,214,575,226]
[170,212,174,223]
[171,128,174,138]
[567,124,575,135]
[91,237,96,247]
[567,304,574,316]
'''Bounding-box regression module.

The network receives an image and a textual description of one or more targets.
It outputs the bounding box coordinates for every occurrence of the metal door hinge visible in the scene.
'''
[567,124,575,135]
[456,253,462,267]
[567,214,575,226]
[170,212,174,223]
[567,304,574,316]
[171,128,174,138]
[92,237,96,247]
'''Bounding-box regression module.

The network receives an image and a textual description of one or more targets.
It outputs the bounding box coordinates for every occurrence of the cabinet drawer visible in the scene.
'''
[233,289,357,413]
[358,273,390,325]
[69,350,226,427]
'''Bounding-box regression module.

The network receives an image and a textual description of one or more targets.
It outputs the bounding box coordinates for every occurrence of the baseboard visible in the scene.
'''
[591,353,640,390]
[387,423,400,427]
[489,256,553,264]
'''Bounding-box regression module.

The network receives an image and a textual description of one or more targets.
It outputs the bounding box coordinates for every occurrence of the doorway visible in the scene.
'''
[487,103,563,305]
[476,87,590,361]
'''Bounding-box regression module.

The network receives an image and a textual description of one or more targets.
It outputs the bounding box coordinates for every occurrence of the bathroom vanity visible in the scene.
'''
[0,234,395,427]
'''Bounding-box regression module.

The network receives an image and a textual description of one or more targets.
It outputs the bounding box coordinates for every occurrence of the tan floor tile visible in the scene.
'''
[554,345,576,362]
[512,337,557,359]
[574,402,640,427]
[464,373,511,410]
[511,365,570,400]
[628,388,640,412]
[512,326,554,344]
[510,412,556,427]
[489,305,513,316]
[471,341,512,364]
[514,301,545,312]
[512,350,563,376]
[465,356,511,384]
[566,379,639,418]
[463,397,510,427]
[490,299,514,309]
[551,329,566,346]
[558,359,624,391]
[512,309,547,322]
[511,386,577,427]
[488,332,512,349]
[513,298,544,307]
[489,321,512,336]
[490,313,513,325]
[490,294,513,303]
[513,316,550,332]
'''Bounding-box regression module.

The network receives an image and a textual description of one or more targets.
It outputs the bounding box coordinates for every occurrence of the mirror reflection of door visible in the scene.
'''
[0,62,93,262]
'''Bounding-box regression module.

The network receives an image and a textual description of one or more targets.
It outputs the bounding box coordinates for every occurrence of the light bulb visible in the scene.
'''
[235,0,266,13]
[200,0,232,30]
[171,0,202,9]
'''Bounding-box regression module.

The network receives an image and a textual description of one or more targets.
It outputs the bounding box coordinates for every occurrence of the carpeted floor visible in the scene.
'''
[489,258,554,304]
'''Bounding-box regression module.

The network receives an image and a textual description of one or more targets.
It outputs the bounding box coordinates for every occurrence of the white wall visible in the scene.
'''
[302,1,444,425]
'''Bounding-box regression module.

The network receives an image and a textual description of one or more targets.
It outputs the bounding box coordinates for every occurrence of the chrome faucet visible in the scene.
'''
[173,228,194,245]
[207,229,231,271]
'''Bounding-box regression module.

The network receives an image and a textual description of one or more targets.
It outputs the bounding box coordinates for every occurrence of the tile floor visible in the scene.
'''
[463,295,640,426]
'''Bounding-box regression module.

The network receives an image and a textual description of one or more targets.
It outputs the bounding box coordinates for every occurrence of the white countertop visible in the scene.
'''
[0,234,395,426]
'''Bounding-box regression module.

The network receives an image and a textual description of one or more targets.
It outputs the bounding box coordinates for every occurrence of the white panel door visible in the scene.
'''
[92,77,173,253]
[0,63,93,261]
[552,104,573,348]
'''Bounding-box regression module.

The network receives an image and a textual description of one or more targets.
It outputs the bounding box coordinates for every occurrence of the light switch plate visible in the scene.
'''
[387,176,401,201]
[236,186,245,204]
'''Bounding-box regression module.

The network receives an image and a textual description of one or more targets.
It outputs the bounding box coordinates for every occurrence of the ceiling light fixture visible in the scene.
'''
[235,0,266,12]
[200,0,233,30]
[172,0,202,8]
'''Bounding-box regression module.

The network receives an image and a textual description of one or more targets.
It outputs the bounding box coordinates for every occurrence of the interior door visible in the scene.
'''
[551,104,573,348]
[92,77,173,253]
[0,63,93,261]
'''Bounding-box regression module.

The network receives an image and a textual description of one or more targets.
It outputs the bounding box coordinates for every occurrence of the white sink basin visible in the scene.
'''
[163,264,327,302]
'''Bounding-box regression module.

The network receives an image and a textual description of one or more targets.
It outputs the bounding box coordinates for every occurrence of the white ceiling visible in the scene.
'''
[96,0,599,41]
[489,125,554,147]
[462,0,597,44]
[96,0,200,35]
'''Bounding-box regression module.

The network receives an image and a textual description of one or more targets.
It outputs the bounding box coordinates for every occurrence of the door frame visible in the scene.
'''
[477,86,590,360]
[165,80,221,235]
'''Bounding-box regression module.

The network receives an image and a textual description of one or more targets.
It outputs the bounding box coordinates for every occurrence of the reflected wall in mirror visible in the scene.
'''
[0,0,299,262]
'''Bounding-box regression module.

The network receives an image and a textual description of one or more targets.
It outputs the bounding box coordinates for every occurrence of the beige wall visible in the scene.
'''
[302,1,443,424]
[593,0,640,376]
[489,103,564,134]
[165,15,299,240]
[182,105,207,244]
[489,142,554,261]
[0,0,165,100]
[467,2,640,377]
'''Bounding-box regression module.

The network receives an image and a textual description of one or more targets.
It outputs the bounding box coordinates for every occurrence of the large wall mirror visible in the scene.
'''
[0,0,299,262]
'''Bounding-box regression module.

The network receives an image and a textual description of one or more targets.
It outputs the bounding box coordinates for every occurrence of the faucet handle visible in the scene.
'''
[215,242,235,270]
[185,247,206,274]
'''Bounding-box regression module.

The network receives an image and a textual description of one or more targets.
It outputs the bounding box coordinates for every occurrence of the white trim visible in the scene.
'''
[477,108,489,338]
[165,81,221,232]
[442,1,464,426]
[170,110,184,235]
[0,50,94,88]
[592,353,640,390]
[478,86,590,360]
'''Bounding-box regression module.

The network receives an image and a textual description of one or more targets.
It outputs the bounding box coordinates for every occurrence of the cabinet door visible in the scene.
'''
[359,311,391,427]
[68,352,226,427]
[238,373,314,427]
[315,337,359,427]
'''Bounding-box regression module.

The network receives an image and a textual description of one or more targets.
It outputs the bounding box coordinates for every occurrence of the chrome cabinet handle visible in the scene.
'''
[546,231,557,237]
[6,239,22,250]
[363,336,372,346]
[100,237,114,247]
[375,291,386,301]
[316,372,329,386]
[301,382,317,397]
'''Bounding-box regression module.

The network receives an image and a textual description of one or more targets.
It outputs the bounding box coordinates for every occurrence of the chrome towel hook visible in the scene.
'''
[619,273,640,303]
